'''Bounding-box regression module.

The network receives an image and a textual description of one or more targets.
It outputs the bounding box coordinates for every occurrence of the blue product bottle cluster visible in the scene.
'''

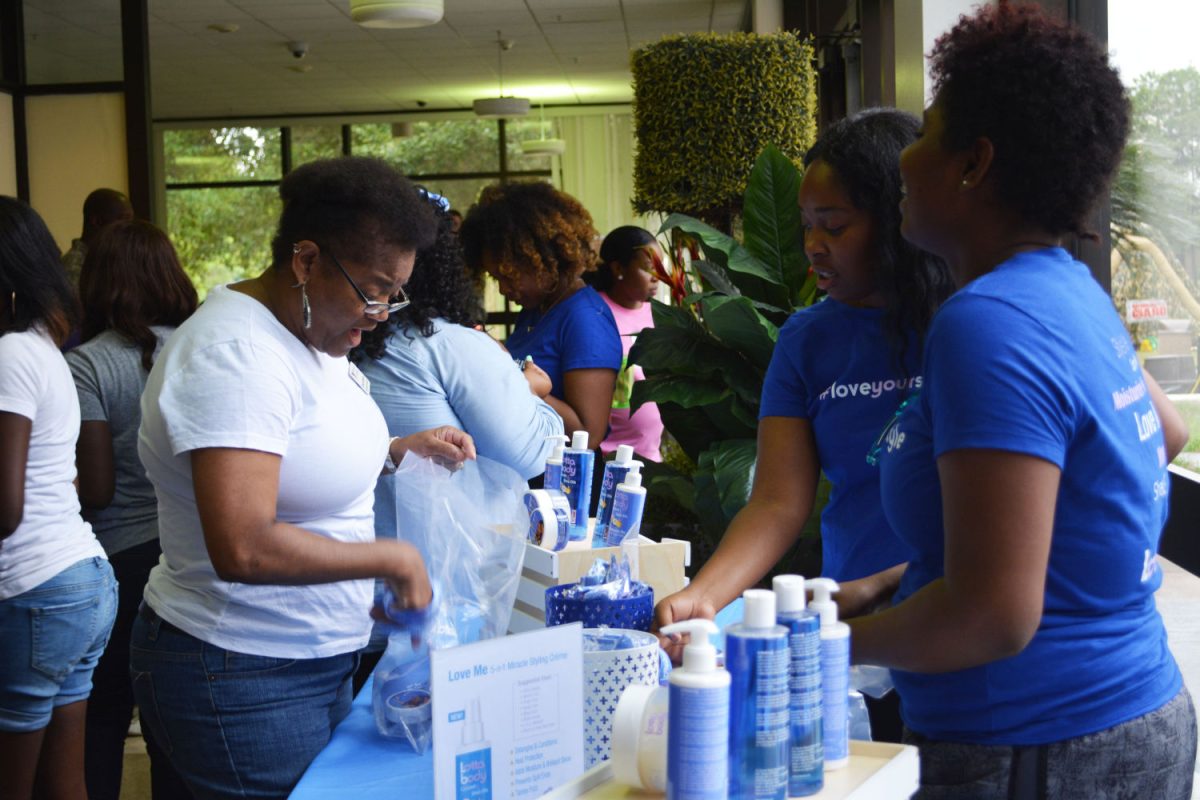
[773,575,824,796]
[595,444,640,546]
[724,590,790,800]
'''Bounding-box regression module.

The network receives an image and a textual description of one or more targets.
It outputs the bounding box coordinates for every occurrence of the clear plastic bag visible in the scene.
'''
[372,453,527,751]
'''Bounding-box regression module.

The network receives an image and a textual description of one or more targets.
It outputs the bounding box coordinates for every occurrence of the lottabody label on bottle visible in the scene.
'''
[605,488,646,547]
[667,684,729,800]
[596,463,634,530]
[785,619,823,794]
[727,633,789,800]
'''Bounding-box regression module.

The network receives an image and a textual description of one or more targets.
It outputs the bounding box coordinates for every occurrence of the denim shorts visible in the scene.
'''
[905,686,1197,799]
[131,604,359,799]
[0,556,118,732]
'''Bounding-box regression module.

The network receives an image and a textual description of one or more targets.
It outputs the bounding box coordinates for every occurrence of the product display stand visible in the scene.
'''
[541,740,918,800]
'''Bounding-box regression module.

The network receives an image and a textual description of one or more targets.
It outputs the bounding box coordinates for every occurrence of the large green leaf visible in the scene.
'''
[743,144,806,295]
[631,374,730,410]
[656,403,725,463]
[693,438,757,533]
[690,258,741,296]
[700,395,759,441]
[660,214,783,286]
[700,294,778,371]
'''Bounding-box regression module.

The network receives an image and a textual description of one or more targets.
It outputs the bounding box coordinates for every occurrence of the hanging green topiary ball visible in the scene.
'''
[631,31,817,230]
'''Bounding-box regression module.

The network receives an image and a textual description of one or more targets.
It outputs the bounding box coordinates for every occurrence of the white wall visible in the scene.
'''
[0,93,17,197]
[26,93,128,252]
[893,0,997,114]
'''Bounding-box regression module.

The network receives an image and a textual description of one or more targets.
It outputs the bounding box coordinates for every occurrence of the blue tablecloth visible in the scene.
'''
[289,679,433,799]
[290,600,745,799]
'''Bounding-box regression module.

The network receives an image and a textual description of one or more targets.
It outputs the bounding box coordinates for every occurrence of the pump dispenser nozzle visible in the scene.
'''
[660,619,719,673]
[546,434,569,458]
[807,577,841,628]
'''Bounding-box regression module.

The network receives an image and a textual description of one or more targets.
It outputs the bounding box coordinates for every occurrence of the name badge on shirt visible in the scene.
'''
[347,361,371,395]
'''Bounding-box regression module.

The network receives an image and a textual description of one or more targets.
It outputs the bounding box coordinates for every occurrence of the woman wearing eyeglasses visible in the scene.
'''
[584,226,665,463]
[131,158,475,798]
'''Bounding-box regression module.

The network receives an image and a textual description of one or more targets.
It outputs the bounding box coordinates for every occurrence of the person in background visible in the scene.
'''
[654,109,954,741]
[0,196,117,800]
[447,208,463,234]
[584,226,665,462]
[67,220,198,800]
[61,188,134,288]
[131,157,475,798]
[349,194,563,690]
[847,7,1194,796]
[459,182,621,453]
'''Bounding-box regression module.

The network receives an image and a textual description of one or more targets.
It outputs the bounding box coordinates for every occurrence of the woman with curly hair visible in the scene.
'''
[350,194,563,688]
[459,181,621,451]
[0,196,116,800]
[847,6,1194,796]
[67,220,197,800]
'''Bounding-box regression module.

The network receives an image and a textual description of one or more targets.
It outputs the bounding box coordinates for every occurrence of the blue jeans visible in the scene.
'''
[130,604,359,799]
[0,556,117,732]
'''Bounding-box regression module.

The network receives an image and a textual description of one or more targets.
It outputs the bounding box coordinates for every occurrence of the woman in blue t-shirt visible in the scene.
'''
[848,6,1194,797]
[655,111,953,719]
[459,182,621,450]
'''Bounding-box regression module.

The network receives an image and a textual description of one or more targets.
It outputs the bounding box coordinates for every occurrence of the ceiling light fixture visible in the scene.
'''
[473,32,530,118]
[350,0,443,28]
[520,104,566,155]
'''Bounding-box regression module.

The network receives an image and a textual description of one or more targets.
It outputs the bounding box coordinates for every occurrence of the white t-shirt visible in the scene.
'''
[139,285,388,658]
[0,327,105,599]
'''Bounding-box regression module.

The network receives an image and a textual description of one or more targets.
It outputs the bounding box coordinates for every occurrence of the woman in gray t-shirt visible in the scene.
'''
[67,220,197,800]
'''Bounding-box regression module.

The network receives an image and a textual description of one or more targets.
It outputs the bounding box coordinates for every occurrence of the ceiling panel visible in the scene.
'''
[23,0,749,118]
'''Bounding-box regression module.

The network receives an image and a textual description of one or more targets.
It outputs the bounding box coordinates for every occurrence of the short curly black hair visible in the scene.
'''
[458,181,598,299]
[929,3,1129,237]
[270,157,436,267]
[804,109,953,373]
[352,195,482,362]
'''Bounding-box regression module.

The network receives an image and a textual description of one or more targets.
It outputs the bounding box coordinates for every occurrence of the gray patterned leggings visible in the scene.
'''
[904,687,1197,799]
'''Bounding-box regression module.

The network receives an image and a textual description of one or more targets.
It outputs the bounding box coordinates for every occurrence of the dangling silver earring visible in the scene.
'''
[293,282,312,329]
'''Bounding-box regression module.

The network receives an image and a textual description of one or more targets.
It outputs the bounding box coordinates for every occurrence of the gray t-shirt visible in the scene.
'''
[66,326,173,555]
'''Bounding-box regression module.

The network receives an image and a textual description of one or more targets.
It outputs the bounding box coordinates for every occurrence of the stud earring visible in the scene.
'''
[293,243,301,255]
[961,179,970,187]
[616,273,624,281]
[293,282,312,329]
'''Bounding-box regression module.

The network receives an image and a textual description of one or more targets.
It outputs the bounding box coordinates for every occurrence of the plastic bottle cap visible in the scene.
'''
[571,430,589,450]
[546,434,569,461]
[772,574,807,612]
[614,444,635,464]
[742,588,776,628]
[659,618,719,672]
[621,470,643,488]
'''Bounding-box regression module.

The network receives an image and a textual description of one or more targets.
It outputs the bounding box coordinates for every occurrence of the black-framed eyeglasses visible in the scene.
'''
[866,391,920,467]
[321,246,410,321]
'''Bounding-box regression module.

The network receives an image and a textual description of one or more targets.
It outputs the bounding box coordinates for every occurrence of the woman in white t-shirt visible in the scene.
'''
[0,196,117,799]
[585,226,665,462]
[131,158,475,798]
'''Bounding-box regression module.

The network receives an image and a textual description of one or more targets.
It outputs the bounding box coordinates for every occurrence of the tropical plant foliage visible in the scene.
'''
[631,145,822,555]
[630,32,817,230]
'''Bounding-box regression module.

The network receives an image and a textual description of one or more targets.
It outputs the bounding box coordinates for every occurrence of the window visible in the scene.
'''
[1109,0,1200,465]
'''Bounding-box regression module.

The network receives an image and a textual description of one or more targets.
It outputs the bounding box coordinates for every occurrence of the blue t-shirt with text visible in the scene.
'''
[759,299,919,581]
[881,247,1180,744]
[506,285,622,402]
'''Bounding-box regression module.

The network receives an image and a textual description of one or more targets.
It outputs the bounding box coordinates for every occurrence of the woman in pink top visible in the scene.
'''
[587,226,664,462]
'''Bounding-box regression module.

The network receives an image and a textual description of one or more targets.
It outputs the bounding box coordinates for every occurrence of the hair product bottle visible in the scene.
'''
[659,618,730,800]
[723,589,789,800]
[808,578,850,770]
[772,575,823,796]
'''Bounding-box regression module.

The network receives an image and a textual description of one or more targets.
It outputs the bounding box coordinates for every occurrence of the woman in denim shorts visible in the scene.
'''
[0,196,117,798]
